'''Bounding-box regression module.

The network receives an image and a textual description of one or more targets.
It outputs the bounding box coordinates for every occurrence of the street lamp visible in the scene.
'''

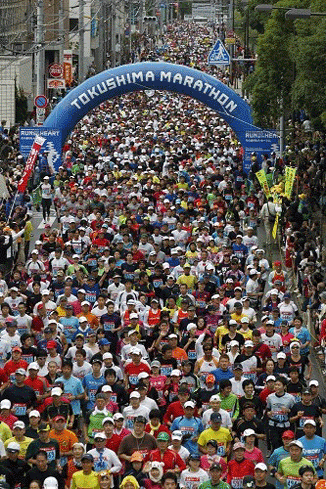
[285,8,326,19]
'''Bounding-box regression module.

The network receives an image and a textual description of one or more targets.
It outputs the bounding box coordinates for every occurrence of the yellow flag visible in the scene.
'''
[272,214,279,239]
[284,167,297,199]
[256,170,270,198]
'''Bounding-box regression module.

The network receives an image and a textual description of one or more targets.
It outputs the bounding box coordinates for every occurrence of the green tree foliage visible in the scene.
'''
[244,0,326,129]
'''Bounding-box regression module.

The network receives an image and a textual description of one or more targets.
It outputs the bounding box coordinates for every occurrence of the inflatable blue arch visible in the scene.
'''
[43,62,279,172]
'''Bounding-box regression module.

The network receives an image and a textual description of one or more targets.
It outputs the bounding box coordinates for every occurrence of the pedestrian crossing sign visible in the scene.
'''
[208,39,231,65]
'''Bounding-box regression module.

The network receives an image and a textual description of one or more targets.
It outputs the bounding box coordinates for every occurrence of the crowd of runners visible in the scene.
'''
[0,19,324,489]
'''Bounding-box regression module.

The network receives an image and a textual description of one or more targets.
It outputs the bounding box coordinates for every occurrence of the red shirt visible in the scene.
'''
[227,458,255,485]
[124,362,151,389]
[163,401,199,425]
[254,343,272,363]
[24,376,49,411]
[144,448,186,472]
[4,359,29,380]
[259,387,274,405]
[0,413,18,429]
[105,433,121,453]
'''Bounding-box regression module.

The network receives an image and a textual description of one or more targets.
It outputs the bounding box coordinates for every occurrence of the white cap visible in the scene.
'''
[129,314,138,320]
[51,387,63,396]
[303,419,316,426]
[0,400,11,409]
[244,340,254,347]
[277,352,286,359]
[31,249,39,254]
[171,369,181,376]
[43,477,58,489]
[309,380,319,387]
[168,334,178,339]
[94,431,107,440]
[138,372,149,379]
[6,441,20,451]
[187,323,197,331]
[130,347,141,355]
[103,352,113,360]
[249,269,258,275]
[290,341,301,349]
[27,362,39,371]
[266,375,276,382]
[113,412,124,420]
[210,394,221,402]
[41,289,50,295]
[171,430,183,440]
[230,340,239,347]
[243,428,256,437]
[128,329,138,336]
[270,289,279,295]
[102,416,114,425]
[101,385,112,393]
[13,421,25,429]
[81,301,90,306]
[162,263,170,269]
[130,391,141,399]
[241,317,249,324]
[289,440,303,449]
[29,410,41,418]
[255,463,268,472]
[184,400,195,408]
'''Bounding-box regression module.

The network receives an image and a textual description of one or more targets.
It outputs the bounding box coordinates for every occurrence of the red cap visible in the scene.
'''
[54,415,66,422]
[274,261,281,266]
[37,303,44,310]
[47,340,57,349]
[206,374,215,384]
[282,430,295,439]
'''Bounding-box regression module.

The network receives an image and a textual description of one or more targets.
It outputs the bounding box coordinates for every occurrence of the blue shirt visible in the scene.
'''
[269,446,290,489]
[170,416,204,455]
[56,375,84,415]
[212,368,234,386]
[289,327,310,355]
[83,373,105,410]
[59,316,79,342]
[298,435,326,476]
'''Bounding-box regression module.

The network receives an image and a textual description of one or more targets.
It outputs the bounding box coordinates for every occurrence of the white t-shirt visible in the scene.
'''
[41,183,52,200]
[168,445,190,462]
[180,468,209,489]
[202,408,232,429]
[122,405,150,430]
[72,361,92,379]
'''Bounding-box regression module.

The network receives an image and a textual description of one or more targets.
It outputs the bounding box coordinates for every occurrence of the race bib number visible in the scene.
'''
[217,442,226,456]
[231,478,243,489]
[286,476,300,488]
[13,403,27,416]
[273,410,287,423]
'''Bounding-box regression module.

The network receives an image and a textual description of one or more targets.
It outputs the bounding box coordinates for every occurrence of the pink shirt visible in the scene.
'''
[244,447,264,465]
[200,455,227,479]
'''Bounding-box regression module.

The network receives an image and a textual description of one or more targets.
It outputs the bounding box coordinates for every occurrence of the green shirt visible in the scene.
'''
[278,456,315,489]
[86,411,112,442]
[220,394,240,419]
[199,480,231,489]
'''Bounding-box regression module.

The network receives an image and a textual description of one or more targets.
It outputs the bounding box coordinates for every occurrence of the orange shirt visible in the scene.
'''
[49,428,78,458]
[172,347,188,363]
[77,312,99,329]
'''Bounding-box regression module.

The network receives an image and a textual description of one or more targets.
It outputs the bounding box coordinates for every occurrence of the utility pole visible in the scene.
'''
[79,0,85,84]
[36,0,45,96]
[111,0,116,67]
[59,0,64,64]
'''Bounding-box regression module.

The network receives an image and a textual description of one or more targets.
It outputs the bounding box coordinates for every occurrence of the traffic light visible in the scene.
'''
[143,16,157,22]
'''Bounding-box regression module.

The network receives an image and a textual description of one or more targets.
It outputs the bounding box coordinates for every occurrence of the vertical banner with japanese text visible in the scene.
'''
[284,166,297,200]
[256,169,271,198]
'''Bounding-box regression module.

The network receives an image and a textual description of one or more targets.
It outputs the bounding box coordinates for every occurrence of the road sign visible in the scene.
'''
[34,95,48,108]
[49,63,63,78]
[208,39,230,65]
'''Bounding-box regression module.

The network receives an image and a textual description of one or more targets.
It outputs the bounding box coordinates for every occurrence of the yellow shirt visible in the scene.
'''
[215,325,229,350]
[231,312,247,324]
[177,274,198,291]
[0,422,12,443]
[197,427,232,457]
[239,328,252,340]
[4,436,33,458]
[71,470,100,489]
